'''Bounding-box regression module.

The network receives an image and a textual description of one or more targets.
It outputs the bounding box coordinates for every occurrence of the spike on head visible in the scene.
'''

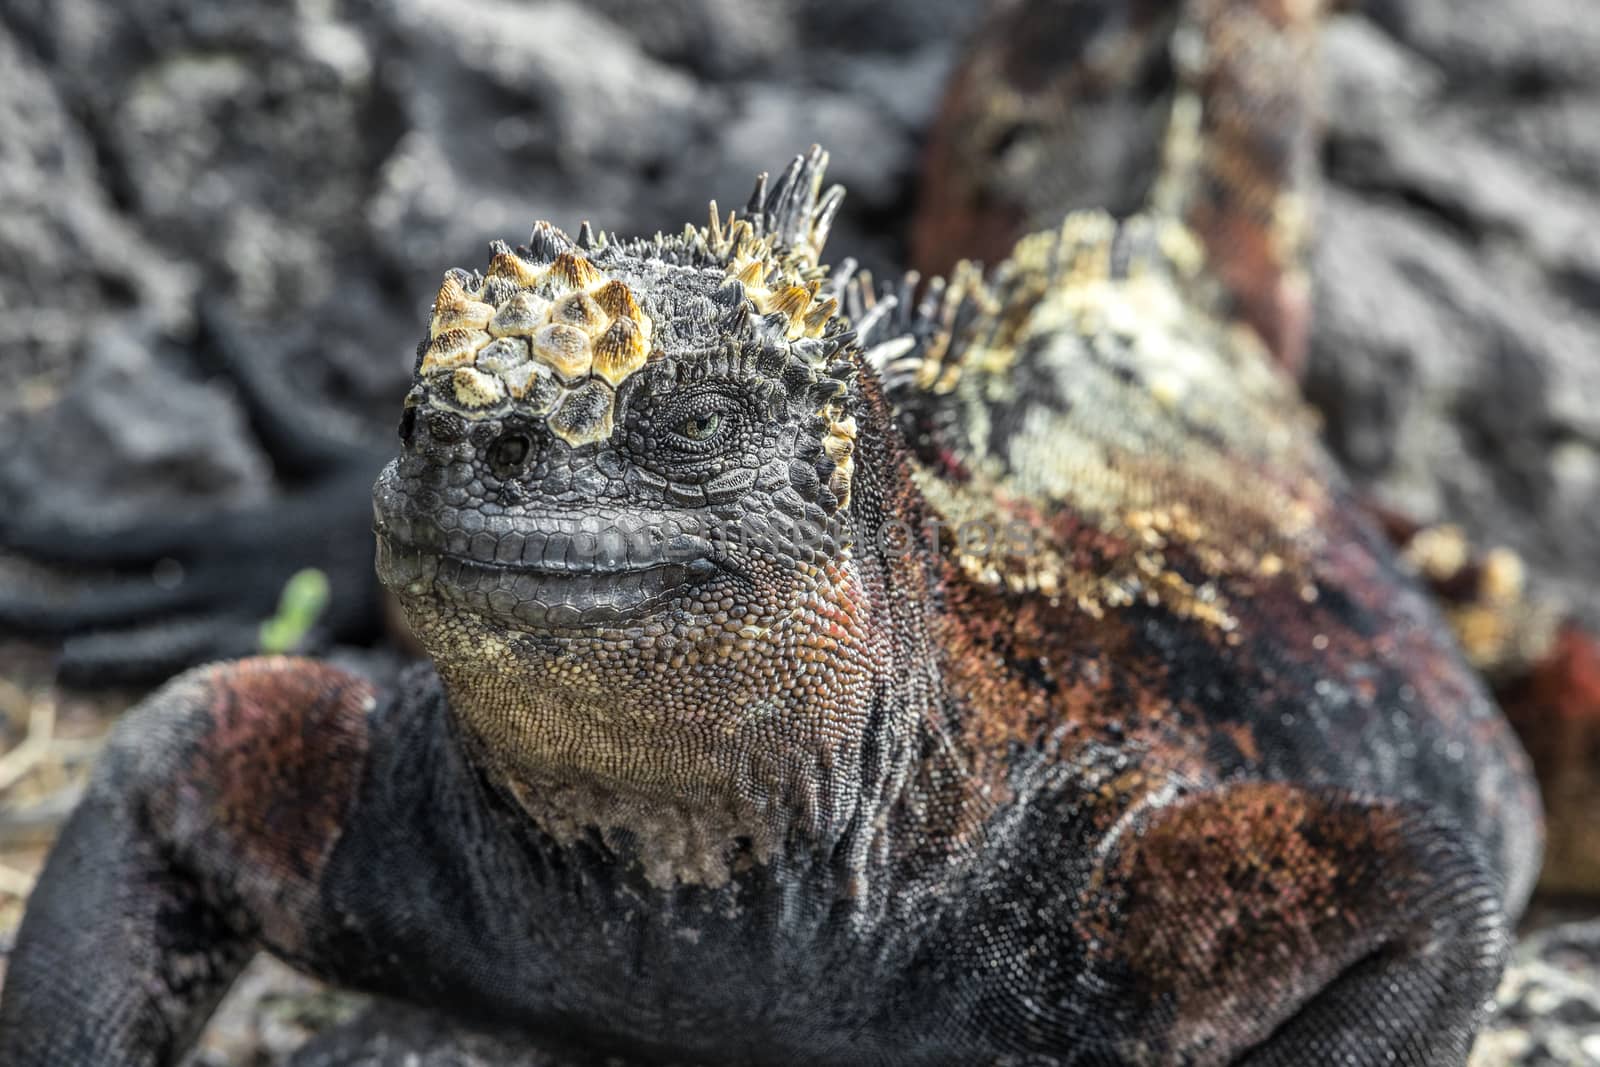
[552,291,608,336]
[735,260,765,288]
[593,318,648,385]
[745,173,769,217]
[706,200,725,249]
[551,252,605,291]
[704,146,848,339]
[433,274,472,314]
[767,285,812,323]
[531,324,594,382]
[431,298,495,338]
[490,292,553,338]
[804,298,839,334]
[421,329,491,375]
[486,246,544,288]
[594,279,642,324]
[526,221,575,264]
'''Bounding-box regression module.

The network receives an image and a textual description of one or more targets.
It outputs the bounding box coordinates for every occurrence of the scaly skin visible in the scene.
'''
[0,1,1540,1063]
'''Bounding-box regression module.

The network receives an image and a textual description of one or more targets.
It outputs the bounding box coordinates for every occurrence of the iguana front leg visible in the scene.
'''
[0,658,376,1066]
[1095,784,1507,1065]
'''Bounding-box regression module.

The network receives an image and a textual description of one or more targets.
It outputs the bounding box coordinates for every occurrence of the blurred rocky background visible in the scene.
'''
[0,0,1597,1062]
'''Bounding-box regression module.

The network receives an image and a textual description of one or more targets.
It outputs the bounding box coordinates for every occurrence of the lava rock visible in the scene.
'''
[1308,7,1600,632]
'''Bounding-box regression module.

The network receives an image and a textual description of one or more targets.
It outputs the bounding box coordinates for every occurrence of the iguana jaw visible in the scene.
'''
[374,538,719,629]
[374,510,890,885]
[372,471,724,629]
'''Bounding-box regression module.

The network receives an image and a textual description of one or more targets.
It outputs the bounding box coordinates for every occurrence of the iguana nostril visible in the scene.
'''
[490,432,533,475]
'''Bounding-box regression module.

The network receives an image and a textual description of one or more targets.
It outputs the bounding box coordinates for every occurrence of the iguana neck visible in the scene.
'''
[421,581,929,889]
[437,652,881,889]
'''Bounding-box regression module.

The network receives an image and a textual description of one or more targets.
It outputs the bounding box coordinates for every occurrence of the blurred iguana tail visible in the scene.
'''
[1152,0,1324,372]
[911,0,1326,372]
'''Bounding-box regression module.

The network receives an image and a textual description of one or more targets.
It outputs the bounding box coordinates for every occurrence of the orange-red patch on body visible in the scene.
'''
[1100,785,1408,1063]
[170,658,375,949]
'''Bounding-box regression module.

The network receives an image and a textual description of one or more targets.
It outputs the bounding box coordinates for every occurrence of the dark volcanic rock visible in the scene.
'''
[1309,7,1600,632]
[0,328,272,530]
[0,20,191,415]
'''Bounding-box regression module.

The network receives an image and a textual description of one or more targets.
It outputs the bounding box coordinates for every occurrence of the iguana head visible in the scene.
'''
[372,150,892,820]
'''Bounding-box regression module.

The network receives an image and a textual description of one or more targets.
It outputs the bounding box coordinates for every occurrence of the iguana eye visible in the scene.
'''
[644,388,749,464]
[676,412,722,442]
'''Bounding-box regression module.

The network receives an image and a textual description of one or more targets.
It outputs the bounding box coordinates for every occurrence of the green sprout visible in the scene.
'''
[258,568,331,654]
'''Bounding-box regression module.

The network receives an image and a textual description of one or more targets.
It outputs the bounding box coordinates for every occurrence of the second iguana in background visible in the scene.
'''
[0,0,1541,1063]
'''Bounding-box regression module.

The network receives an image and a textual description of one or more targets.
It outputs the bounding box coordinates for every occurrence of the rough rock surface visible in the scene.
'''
[1311,1,1600,632]
[0,332,272,530]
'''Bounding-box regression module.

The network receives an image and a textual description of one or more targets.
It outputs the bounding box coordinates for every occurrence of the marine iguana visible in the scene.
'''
[0,0,1541,1063]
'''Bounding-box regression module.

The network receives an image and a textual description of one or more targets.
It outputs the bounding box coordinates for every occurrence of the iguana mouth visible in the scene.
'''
[372,488,722,627]
[437,552,718,627]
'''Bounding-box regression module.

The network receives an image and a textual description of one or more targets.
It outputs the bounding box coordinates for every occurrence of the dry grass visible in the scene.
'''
[0,648,126,949]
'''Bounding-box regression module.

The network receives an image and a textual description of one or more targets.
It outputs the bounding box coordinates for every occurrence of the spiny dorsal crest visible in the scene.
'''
[850,211,1206,402]
[705,145,847,342]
